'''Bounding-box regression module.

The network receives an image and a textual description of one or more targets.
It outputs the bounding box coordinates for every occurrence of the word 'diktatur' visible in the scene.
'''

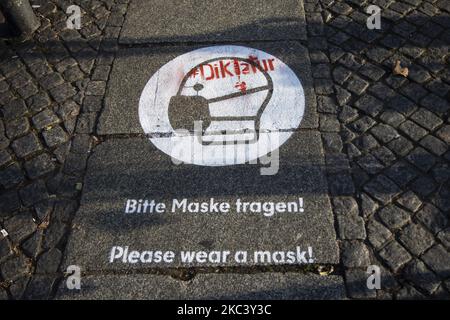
[188,56,276,81]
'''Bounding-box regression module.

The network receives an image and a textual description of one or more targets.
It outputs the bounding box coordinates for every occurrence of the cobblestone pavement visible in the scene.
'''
[0,0,449,299]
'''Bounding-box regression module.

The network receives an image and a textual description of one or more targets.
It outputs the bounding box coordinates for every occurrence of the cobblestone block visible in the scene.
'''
[419,136,447,156]
[388,96,417,117]
[345,268,377,299]
[410,108,443,131]
[421,245,450,279]
[3,212,35,243]
[24,153,56,179]
[42,125,69,148]
[32,109,60,131]
[378,204,411,230]
[341,241,371,268]
[372,146,396,166]
[405,147,436,172]
[2,99,28,120]
[363,175,401,205]
[354,95,383,117]
[404,259,440,295]
[19,180,49,207]
[360,193,378,218]
[399,223,434,256]
[385,160,418,187]
[387,136,413,157]
[0,163,25,189]
[346,75,369,95]
[367,218,392,249]
[49,83,77,103]
[395,191,421,212]
[11,133,42,158]
[378,241,412,272]
[27,92,51,113]
[415,204,448,235]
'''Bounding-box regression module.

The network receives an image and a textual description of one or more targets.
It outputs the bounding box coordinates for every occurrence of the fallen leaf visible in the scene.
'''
[393,60,409,77]
[317,265,334,276]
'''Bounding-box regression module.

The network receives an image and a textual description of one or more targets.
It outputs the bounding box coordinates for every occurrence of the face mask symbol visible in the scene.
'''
[168,57,273,145]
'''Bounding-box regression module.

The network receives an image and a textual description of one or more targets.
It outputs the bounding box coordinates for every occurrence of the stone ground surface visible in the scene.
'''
[0,0,449,300]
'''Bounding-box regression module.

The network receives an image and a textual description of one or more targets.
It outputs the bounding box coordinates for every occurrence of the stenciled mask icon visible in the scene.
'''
[168,56,274,145]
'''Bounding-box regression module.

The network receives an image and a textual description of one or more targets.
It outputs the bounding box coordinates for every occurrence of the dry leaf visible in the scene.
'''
[393,60,409,77]
[317,265,334,276]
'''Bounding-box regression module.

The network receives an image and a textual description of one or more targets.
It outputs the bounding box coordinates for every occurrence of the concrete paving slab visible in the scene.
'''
[97,42,317,136]
[62,130,338,271]
[120,0,307,44]
[56,273,345,300]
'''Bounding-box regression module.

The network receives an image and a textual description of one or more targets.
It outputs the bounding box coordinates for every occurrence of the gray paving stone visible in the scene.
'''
[332,197,358,216]
[0,190,21,217]
[332,66,352,85]
[319,114,340,132]
[388,96,417,117]
[322,133,343,153]
[396,284,426,300]
[346,75,369,95]
[385,161,418,188]
[370,124,399,144]
[32,109,60,131]
[419,135,447,156]
[344,268,377,299]
[399,120,428,142]
[63,132,339,271]
[437,227,450,250]
[410,174,437,198]
[406,147,436,172]
[436,125,450,144]
[3,212,35,243]
[378,241,412,272]
[120,0,307,43]
[421,245,450,279]
[11,133,42,158]
[363,175,401,205]
[410,109,443,131]
[378,204,411,231]
[0,163,25,189]
[348,116,376,134]
[19,180,49,207]
[415,204,447,235]
[386,136,413,157]
[399,223,434,256]
[395,191,421,212]
[404,259,440,295]
[360,193,378,218]
[42,125,70,148]
[56,273,345,300]
[421,94,450,115]
[35,248,62,274]
[24,153,56,179]
[341,241,371,268]
[357,154,384,175]
[367,219,392,249]
[27,92,51,113]
[337,214,366,240]
[431,186,450,213]
[0,149,12,167]
[335,86,351,106]
[5,117,30,140]
[353,95,383,117]
[99,42,318,134]
[372,146,396,166]
[2,99,28,120]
